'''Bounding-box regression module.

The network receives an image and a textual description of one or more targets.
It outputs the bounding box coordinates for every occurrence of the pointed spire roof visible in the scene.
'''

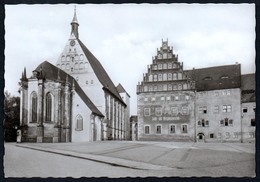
[71,6,78,25]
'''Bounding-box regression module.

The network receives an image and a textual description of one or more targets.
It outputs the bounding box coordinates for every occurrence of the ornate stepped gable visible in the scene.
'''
[137,40,195,93]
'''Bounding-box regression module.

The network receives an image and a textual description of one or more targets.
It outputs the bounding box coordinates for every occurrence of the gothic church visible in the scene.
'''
[19,10,130,143]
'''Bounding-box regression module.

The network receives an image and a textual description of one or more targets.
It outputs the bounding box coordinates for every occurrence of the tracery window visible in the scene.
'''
[31,92,37,123]
[46,93,52,122]
[76,115,83,131]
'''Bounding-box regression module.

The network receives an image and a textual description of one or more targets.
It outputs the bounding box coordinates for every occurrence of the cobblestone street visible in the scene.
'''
[4,141,255,178]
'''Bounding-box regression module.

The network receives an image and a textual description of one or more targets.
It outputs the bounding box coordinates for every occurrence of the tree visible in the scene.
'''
[4,91,20,142]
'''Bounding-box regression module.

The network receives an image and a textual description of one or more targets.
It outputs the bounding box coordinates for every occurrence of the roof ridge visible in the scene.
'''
[77,39,126,106]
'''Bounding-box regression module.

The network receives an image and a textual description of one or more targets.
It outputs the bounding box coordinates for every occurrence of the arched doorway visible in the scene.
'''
[197,133,205,142]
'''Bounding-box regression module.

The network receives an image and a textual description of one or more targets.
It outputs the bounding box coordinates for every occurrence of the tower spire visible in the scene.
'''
[71,6,79,39]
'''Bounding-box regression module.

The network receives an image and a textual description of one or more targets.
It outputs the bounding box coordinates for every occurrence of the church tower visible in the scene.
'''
[70,7,79,39]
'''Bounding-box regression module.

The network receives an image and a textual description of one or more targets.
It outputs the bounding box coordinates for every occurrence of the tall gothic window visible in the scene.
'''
[31,92,37,123]
[76,115,83,131]
[46,93,52,122]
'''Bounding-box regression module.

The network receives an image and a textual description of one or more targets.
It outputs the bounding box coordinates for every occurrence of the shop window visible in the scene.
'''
[251,119,255,126]
[144,126,150,134]
[169,125,175,134]
[76,115,83,131]
[156,125,162,134]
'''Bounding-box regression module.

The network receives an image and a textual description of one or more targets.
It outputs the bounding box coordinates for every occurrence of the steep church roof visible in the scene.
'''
[116,83,130,97]
[77,39,126,106]
[186,64,241,91]
[34,61,104,117]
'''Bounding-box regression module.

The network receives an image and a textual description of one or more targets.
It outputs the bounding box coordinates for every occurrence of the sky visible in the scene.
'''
[4,4,255,115]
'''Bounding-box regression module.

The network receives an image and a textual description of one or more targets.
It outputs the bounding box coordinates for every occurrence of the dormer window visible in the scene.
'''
[220,75,229,79]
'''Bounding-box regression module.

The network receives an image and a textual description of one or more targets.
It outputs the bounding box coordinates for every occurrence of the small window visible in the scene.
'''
[175,96,179,101]
[249,132,255,138]
[182,125,188,133]
[214,105,219,113]
[251,119,255,126]
[168,63,172,69]
[224,118,229,126]
[153,74,158,81]
[151,97,156,102]
[185,95,190,100]
[153,65,158,70]
[86,81,88,84]
[214,91,219,96]
[203,76,212,80]
[229,119,233,126]
[199,106,207,114]
[76,115,83,131]
[158,64,162,69]
[144,97,148,102]
[210,133,214,138]
[144,126,150,134]
[154,86,158,91]
[168,85,172,90]
[156,125,162,134]
[220,120,224,126]
[169,125,175,134]
[166,96,171,101]
[226,132,230,138]
[198,121,201,126]
[253,107,256,112]
[223,105,232,113]
[161,96,165,101]
[205,120,209,126]
[242,107,248,113]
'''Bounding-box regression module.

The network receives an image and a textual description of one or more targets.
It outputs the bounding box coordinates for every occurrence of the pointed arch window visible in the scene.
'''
[31,92,37,123]
[46,93,52,122]
[76,115,83,131]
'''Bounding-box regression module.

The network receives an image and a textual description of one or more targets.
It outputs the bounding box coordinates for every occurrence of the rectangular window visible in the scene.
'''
[210,133,214,138]
[166,96,171,101]
[253,107,256,112]
[224,118,229,126]
[220,120,224,126]
[251,119,255,126]
[144,97,148,102]
[205,120,209,126]
[228,119,233,126]
[161,96,165,101]
[223,105,232,113]
[242,107,248,113]
[169,125,175,134]
[144,108,151,116]
[182,125,188,133]
[185,95,190,100]
[199,106,207,114]
[155,107,162,116]
[214,105,219,113]
[151,97,156,102]
[175,96,179,101]
[156,125,162,134]
[144,126,150,134]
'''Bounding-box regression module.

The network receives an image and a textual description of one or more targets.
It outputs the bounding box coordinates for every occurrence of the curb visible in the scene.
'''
[15,144,173,171]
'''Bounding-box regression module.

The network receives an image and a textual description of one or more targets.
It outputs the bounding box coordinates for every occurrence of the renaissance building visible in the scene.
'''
[19,10,130,143]
[137,40,255,142]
